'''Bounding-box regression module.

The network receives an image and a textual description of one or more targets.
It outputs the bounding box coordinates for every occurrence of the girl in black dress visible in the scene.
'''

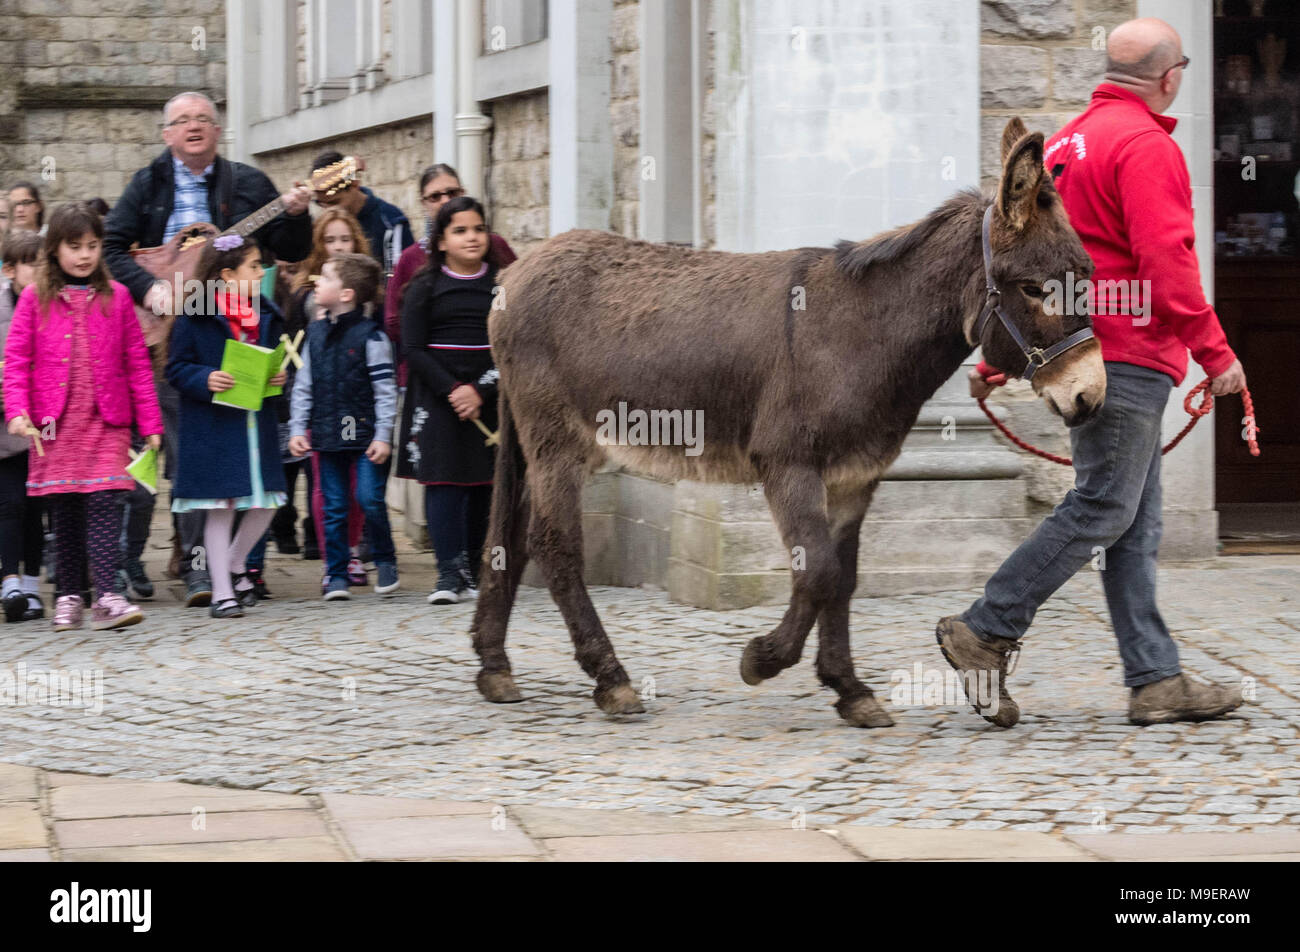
[396,196,498,604]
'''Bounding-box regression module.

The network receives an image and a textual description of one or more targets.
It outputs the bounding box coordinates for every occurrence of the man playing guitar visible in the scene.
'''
[103,91,313,609]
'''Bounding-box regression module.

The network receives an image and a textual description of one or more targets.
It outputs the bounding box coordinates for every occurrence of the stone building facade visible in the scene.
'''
[0,1,226,210]
[0,0,1229,610]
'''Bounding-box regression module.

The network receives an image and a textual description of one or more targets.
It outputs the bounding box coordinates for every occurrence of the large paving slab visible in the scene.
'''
[0,531,1297,838]
[54,809,329,850]
[49,780,310,819]
[335,814,542,859]
[541,829,859,862]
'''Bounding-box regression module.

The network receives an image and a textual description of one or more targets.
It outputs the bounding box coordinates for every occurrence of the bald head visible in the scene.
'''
[1103,18,1186,113]
[1106,18,1182,79]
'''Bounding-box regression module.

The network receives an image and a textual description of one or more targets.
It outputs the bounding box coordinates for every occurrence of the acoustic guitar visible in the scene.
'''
[132,155,360,355]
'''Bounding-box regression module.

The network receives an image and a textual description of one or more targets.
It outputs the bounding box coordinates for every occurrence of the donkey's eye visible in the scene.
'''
[1020,283,1045,300]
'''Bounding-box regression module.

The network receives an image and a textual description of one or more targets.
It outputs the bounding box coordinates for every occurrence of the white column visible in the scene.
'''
[225,0,249,163]
[455,0,491,200]
[549,0,612,234]
[434,0,457,165]
[368,0,385,89]
[640,0,694,243]
[1139,0,1218,558]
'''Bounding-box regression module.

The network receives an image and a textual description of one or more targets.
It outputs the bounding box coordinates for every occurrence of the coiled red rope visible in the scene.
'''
[977,379,1260,466]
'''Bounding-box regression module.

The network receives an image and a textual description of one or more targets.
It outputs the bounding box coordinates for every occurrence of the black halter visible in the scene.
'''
[974,205,1095,381]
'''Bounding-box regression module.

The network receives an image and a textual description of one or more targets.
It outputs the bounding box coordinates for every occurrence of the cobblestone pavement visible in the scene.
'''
[1,531,1297,839]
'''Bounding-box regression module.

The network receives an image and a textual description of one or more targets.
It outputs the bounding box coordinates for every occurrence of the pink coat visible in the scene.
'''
[2,281,163,436]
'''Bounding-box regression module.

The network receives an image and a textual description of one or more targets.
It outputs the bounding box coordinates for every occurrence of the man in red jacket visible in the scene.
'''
[939,18,1247,728]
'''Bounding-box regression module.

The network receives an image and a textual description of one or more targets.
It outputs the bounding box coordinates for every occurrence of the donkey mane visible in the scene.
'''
[833,188,984,281]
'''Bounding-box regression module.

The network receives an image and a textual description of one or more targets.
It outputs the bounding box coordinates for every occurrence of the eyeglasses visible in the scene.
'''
[11,199,38,208]
[165,115,217,128]
[422,187,465,204]
[1160,55,1190,79]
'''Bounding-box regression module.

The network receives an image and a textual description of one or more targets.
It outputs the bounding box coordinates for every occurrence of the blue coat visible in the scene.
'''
[165,298,289,500]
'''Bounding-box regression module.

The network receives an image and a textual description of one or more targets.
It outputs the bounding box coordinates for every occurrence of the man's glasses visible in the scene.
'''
[1160,55,1190,80]
[422,187,465,204]
[165,115,217,128]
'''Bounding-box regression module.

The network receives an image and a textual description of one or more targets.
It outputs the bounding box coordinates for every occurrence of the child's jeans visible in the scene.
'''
[317,450,395,582]
[309,436,363,557]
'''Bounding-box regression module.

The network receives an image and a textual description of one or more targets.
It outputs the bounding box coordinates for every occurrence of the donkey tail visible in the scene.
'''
[470,389,529,703]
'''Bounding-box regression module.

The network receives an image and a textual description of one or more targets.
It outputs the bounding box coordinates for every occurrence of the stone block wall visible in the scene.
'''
[980,0,1136,188]
[980,0,1137,510]
[609,0,640,238]
[0,3,227,212]
[484,91,551,257]
[252,117,434,244]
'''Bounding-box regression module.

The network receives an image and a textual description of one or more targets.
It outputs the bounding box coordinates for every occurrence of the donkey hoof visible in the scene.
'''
[595,683,646,716]
[836,694,894,728]
[477,670,523,704]
[740,638,782,686]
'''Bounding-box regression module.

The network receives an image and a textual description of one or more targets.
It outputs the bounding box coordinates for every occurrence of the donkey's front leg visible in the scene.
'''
[740,465,838,686]
[815,481,893,728]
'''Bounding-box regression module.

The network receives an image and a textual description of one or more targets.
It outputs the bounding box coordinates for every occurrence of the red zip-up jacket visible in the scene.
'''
[984,84,1235,387]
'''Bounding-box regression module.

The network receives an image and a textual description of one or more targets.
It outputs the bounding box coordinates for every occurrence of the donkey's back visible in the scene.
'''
[491,229,817,483]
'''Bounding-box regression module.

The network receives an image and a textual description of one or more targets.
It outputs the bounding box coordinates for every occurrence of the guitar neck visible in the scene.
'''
[222,197,288,239]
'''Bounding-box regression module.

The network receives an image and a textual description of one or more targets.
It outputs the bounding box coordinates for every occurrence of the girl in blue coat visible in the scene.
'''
[165,235,288,618]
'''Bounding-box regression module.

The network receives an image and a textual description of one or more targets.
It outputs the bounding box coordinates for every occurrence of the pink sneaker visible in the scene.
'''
[347,558,367,586]
[91,593,143,631]
[52,595,85,632]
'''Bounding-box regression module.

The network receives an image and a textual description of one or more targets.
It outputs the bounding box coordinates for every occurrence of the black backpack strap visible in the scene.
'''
[217,158,235,227]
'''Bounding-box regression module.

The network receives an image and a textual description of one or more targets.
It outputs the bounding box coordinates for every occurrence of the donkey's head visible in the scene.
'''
[973,118,1105,426]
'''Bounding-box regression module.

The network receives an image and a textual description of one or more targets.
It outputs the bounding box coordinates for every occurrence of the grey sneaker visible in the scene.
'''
[935,615,1022,728]
[183,571,212,608]
[323,576,352,601]
[428,564,464,605]
[1129,674,1243,726]
[374,563,400,595]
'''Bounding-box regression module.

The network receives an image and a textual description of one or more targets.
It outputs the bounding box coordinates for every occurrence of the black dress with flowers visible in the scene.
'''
[395,263,499,485]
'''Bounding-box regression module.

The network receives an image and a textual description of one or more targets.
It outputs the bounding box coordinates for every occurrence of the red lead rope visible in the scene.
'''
[977,379,1261,466]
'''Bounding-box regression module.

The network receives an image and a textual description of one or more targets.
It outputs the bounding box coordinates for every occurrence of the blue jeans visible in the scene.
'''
[962,362,1181,687]
[317,450,396,581]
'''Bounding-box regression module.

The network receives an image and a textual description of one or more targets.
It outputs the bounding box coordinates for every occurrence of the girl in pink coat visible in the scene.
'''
[2,203,163,631]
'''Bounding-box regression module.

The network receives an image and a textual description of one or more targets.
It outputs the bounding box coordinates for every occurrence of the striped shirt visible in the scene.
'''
[163,156,214,243]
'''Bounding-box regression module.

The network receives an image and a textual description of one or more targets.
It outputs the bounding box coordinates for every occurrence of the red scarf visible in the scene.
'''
[218,287,260,342]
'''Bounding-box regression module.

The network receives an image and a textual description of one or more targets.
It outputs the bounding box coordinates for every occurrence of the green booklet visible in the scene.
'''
[213,338,287,411]
[127,448,159,495]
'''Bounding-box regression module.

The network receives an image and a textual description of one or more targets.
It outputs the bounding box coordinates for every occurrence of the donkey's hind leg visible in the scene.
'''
[740,465,839,686]
[815,481,893,728]
[528,454,643,716]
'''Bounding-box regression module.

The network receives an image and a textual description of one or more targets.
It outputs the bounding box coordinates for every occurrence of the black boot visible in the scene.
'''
[301,516,320,560]
[122,557,154,600]
[272,504,299,554]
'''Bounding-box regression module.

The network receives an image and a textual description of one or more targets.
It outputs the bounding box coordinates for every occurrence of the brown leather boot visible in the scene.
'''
[165,533,182,580]
[1129,674,1243,726]
[936,615,1022,728]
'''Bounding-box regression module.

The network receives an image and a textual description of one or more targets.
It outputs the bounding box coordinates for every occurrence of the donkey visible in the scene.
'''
[468,118,1106,727]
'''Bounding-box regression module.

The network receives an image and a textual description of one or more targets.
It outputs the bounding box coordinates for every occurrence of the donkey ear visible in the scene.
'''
[997,129,1045,232]
[1000,117,1029,164]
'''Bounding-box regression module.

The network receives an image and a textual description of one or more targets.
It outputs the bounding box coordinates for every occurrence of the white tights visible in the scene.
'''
[204,508,276,604]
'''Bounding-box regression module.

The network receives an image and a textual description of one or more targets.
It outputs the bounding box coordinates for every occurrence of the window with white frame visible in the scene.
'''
[482,0,548,54]
[299,0,433,108]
